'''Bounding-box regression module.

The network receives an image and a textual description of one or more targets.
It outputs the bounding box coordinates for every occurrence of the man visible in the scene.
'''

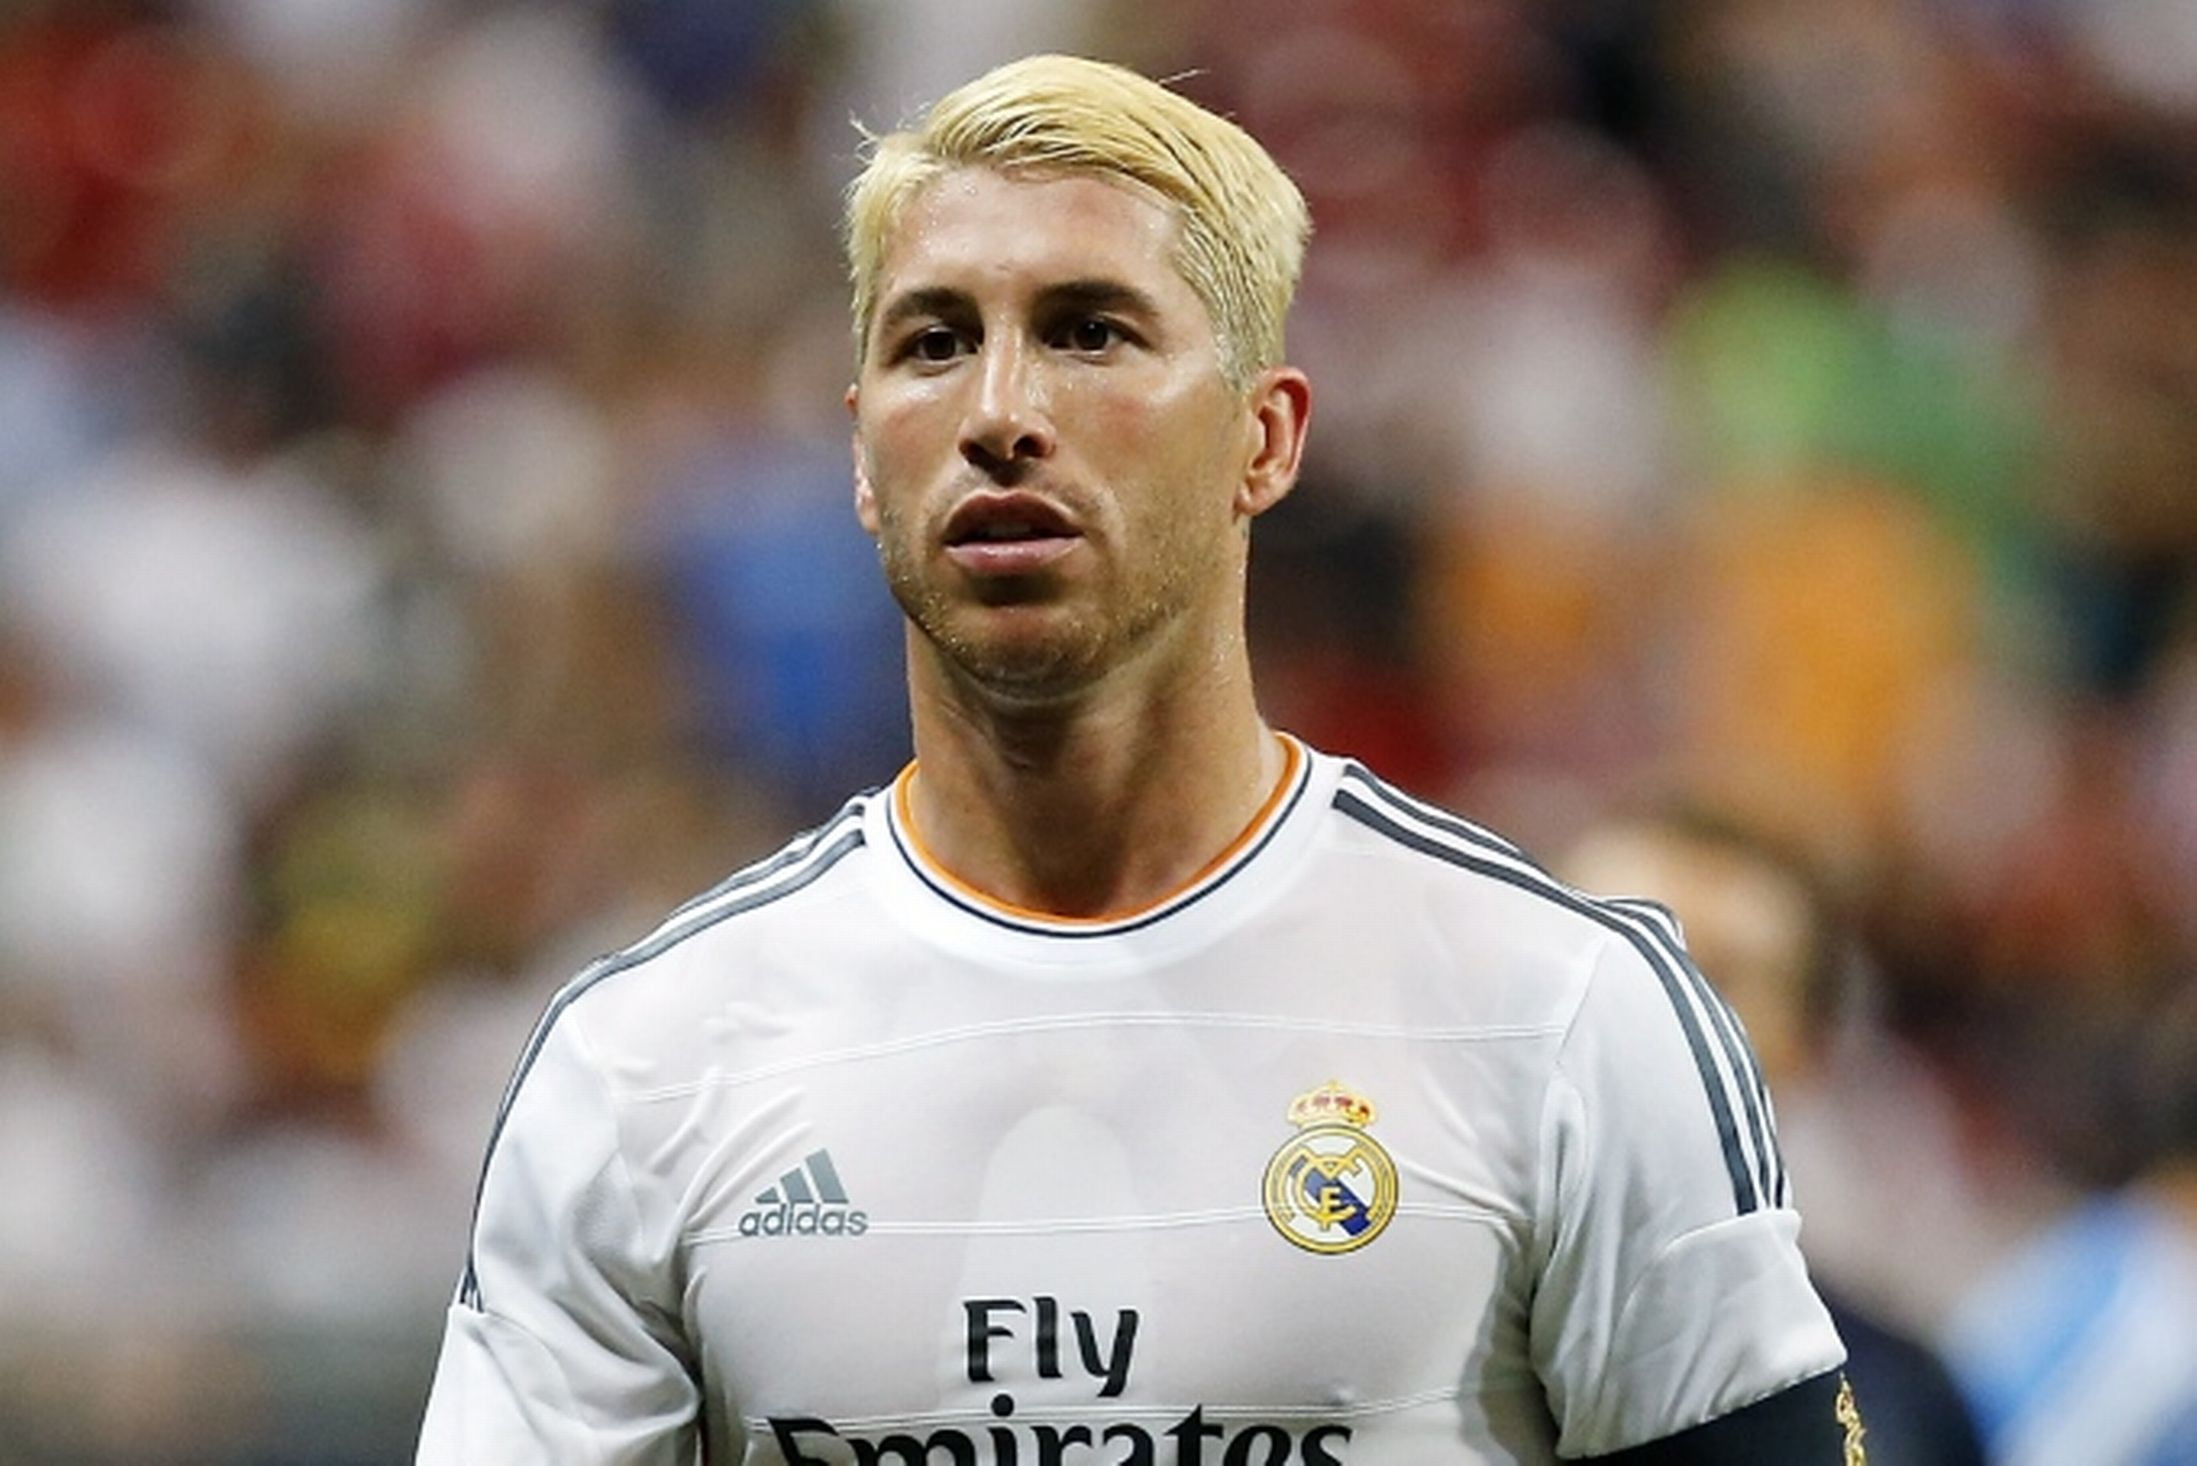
[418,55,1855,1463]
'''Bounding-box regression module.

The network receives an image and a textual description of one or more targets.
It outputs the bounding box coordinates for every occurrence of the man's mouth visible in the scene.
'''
[952,519,1056,543]
[942,494,1081,573]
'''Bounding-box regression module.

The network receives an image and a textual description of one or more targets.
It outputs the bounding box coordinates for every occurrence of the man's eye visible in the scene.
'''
[907,327,963,363]
[1061,318,1121,352]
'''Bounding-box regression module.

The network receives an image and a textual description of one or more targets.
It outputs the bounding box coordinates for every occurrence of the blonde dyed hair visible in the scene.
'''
[844,54,1310,393]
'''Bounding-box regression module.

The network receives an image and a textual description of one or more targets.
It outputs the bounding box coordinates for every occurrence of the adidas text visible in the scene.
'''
[737,1202,869,1238]
[741,1149,866,1238]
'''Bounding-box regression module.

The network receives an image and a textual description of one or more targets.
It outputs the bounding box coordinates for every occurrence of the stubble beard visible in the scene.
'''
[875,517,1209,708]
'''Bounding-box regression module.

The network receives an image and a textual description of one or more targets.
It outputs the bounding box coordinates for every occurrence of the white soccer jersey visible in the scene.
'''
[419,738,1843,1465]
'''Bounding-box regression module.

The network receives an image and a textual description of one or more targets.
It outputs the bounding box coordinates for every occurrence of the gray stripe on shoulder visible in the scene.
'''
[458,802,868,1309]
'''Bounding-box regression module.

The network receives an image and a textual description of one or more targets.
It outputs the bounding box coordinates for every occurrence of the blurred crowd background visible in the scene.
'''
[2,0,2195,1460]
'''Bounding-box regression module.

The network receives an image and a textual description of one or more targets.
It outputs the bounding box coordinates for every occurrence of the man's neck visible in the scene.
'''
[901,647,1285,920]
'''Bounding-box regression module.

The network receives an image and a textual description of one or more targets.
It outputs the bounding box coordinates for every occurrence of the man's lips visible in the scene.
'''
[941,492,1082,575]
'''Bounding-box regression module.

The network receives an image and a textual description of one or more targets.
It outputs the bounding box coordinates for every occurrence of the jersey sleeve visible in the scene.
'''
[417,1007,700,1465]
[1529,926,1845,1458]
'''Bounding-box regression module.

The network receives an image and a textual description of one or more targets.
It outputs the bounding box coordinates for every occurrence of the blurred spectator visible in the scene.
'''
[1,443,386,793]
[645,429,911,812]
[1945,982,2197,1466]
[2030,138,2197,701]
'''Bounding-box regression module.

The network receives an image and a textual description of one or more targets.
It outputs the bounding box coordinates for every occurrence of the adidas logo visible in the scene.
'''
[737,1149,870,1239]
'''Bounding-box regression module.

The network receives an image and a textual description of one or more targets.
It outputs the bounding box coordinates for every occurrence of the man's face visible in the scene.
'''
[848,167,1272,702]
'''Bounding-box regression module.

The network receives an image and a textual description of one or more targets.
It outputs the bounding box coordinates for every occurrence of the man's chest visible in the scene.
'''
[625,994,1559,1459]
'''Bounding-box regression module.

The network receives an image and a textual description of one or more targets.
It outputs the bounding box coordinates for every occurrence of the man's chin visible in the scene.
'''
[949,646,1100,706]
[926,617,1108,705]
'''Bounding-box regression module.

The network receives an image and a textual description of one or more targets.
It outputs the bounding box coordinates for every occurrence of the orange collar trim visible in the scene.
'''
[891,733,1303,928]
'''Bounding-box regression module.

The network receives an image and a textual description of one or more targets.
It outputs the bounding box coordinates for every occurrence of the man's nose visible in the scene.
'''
[960,338,1055,477]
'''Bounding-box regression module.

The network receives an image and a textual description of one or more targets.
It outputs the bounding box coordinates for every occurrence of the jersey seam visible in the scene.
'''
[464,1085,676,1452]
[624,1011,1568,1104]
[564,1015,695,1367]
[1531,930,1616,1278]
[688,1199,1519,1246]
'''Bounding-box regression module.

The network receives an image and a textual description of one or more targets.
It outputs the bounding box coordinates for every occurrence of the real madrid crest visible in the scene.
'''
[1262,1081,1398,1254]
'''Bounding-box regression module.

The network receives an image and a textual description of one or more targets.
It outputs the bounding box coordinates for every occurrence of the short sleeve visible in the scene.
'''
[417,1008,700,1464]
[1530,929,1844,1457]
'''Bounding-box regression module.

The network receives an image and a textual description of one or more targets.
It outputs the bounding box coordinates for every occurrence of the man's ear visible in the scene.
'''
[848,384,881,535]
[1235,366,1311,519]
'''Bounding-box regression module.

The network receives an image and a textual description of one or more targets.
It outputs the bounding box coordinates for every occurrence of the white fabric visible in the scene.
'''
[419,741,1842,1464]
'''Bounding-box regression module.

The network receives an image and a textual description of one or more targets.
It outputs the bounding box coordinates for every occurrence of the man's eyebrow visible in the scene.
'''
[874,286,972,338]
[1039,279,1163,319]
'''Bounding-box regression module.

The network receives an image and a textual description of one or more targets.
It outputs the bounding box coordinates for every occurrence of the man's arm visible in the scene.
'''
[418,1004,699,1464]
[1583,1372,1862,1463]
[1532,930,1848,1455]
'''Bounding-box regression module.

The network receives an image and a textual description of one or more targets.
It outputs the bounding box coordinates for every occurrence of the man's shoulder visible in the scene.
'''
[1309,752,1617,942]
[551,789,881,1025]
[1315,755,1537,876]
[1288,751,1652,1025]
[453,791,886,1262]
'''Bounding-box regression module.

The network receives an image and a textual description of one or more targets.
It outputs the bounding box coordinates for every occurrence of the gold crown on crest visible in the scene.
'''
[1287,1080,1377,1130]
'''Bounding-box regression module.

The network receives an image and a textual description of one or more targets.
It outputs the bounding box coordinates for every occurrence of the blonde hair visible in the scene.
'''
[843,54,1310,393]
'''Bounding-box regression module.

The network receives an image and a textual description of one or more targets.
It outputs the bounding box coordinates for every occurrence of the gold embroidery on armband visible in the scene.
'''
[1835,1374,1868,1464]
